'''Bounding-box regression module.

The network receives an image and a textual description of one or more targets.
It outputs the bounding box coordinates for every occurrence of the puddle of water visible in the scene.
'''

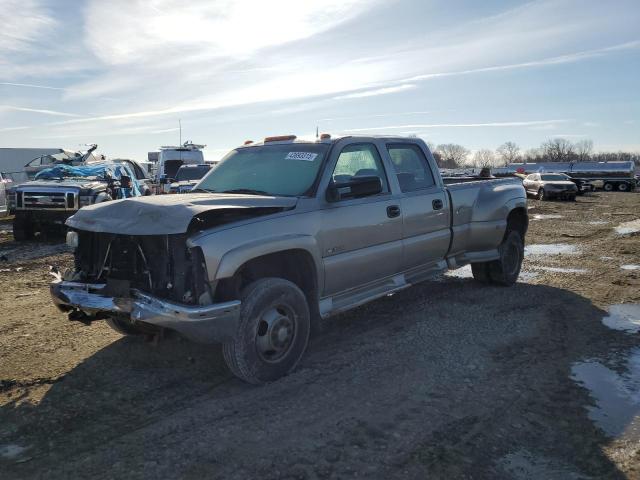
[524,244,580,256]
[531,266,588,274]
[615,219,640,236]
[621,265,640,271]
[571,347,640,438]
[0,444,28,460]
[602,304,640,333]
[531,214,564,221]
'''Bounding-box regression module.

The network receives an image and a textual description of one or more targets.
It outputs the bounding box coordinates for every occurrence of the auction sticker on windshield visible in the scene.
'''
[285,152,318,161]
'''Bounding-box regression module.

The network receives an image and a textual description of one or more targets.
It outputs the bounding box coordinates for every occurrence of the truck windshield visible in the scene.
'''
[176,166,210,181]
[196,144,329,196]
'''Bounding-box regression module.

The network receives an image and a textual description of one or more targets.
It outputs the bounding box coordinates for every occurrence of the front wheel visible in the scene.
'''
[223,278,311,384]
[12,214,33,241]
[618,183,629,192]
[537,188,545,201]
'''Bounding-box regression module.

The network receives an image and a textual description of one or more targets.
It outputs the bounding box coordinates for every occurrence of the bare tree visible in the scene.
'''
[541,138,574,162]
[574,139,593,162]
[472,149,496,168]
[436,143,469,168]
[496,141,521,165]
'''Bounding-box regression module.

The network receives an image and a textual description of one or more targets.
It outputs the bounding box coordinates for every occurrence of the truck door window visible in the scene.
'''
[386,144,435,192]
[332,144,389,194]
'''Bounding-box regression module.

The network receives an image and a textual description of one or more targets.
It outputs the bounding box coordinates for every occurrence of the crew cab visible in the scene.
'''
[8,162,142,240]
[51,135,528,384]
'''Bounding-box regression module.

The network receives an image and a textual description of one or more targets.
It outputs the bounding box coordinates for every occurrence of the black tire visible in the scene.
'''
[12,215,33,241]
[603,182,614,192]
[537,188,545,201]
[618,183,629,192]
[223,278,311,385]
[568,195,576,202]
[472,231,524,286]
[105,315,145,335]
[471,263,491,283]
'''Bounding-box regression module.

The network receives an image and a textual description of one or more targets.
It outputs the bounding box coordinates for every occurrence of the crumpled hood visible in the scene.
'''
[66,193,298,235]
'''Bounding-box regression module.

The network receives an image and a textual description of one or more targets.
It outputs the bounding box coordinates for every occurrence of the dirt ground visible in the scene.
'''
[1,191,639,479]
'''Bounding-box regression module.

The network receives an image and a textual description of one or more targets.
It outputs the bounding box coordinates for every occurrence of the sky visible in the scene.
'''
[0,0,639,162]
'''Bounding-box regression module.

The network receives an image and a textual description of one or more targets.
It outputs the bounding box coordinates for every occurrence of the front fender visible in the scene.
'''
[193,233,323,288]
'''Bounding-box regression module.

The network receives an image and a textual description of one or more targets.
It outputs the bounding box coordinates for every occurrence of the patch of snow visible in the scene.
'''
[531,266,588,274]
[445,264,473,278]
[615,219,640,236]
[621,265,640,271]
[588,221,609,226]
[525,244,580,256]
[602,304,640,333]
[531,214,564,221]
[518,271,539,281]
[600,256,614,261]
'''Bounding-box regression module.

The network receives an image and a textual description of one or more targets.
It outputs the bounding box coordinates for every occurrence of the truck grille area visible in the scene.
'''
[73,231,208,304]
[19,189,78,210]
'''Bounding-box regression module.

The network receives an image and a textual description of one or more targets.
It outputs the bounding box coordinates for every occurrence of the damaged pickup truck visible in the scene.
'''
[52,135,528,384]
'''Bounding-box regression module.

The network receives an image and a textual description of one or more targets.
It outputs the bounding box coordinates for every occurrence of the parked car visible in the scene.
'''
[0,171,10,217]
[522,173,578,201]
[51,135,528,384]
[8,162,142,240]
[168,164,212,193]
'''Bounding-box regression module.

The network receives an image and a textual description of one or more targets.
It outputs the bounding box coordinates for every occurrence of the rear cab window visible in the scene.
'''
[386,143,436,192]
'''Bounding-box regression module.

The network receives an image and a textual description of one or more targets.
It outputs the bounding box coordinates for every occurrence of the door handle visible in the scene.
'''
[387,205,401,218]
[432,199,443,210]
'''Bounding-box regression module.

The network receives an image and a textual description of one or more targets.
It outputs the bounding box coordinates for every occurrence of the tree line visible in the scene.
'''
[427,138,640,169]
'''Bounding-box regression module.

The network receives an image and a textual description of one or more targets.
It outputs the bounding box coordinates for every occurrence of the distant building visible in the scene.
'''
[0,147,62,182]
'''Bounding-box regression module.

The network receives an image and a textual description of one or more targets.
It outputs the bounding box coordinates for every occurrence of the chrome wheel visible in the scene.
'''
[256,305,296,363]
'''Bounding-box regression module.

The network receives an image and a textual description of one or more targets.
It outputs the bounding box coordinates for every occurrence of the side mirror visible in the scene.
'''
[326,175,383,202]
[120,175,132,189]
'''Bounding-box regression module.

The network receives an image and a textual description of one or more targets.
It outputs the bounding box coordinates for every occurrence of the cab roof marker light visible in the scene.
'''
[244,140,254,145]
[264,135,297,143]
[320,133,331,140]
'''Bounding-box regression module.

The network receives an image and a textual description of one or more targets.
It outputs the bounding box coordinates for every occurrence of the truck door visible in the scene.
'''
[385,143,450,270]
[318,142,403,295]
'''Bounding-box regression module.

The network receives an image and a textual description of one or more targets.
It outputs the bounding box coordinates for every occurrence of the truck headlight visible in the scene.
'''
[66,231,79,248]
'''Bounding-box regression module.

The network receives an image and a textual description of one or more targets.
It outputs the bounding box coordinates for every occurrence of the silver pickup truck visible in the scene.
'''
[52,135,528,384]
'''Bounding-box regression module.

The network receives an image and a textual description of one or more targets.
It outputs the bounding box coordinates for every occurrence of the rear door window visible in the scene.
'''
[386,144,436,192]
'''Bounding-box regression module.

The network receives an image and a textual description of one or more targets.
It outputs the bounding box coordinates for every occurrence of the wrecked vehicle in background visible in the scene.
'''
[168,164,212,193]
[51,135,528,384]
[8,162,142,240]
[24,144,104,180]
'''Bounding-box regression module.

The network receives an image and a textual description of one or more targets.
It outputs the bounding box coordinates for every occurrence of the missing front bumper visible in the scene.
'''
[51,281,241,343]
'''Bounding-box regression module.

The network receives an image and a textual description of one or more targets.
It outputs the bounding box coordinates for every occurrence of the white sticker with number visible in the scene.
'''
[285,152,318,161]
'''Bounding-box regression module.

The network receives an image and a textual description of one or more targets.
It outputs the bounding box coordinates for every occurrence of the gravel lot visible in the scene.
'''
[1,191,639,479]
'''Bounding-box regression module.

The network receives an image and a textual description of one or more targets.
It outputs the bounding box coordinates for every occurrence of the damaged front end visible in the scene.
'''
[51,231,240,343]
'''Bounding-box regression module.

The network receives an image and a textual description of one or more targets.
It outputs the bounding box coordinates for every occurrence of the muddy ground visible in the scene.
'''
[0,191,639,479]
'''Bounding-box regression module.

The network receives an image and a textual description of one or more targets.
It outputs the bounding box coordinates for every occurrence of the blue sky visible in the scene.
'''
[0,0,638,161]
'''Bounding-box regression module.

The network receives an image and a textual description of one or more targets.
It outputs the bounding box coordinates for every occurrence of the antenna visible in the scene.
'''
[316,126,319,139]
[179,119,182,146]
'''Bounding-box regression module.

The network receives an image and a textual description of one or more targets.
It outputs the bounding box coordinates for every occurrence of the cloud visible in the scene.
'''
[0,82,65,91]
[0,0,54,53]
[0,105,81,117]
[84,0,377,65]
[345,120,570,132]
[333,84,416,100]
